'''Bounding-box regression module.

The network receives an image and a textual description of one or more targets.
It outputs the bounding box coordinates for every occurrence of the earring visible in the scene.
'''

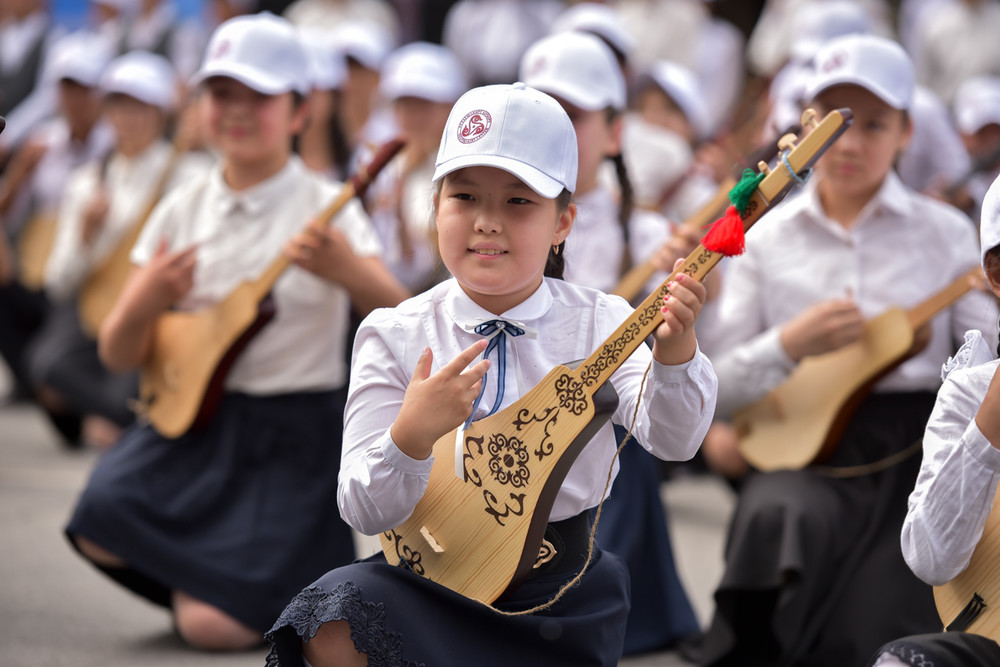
[552,243,561,255]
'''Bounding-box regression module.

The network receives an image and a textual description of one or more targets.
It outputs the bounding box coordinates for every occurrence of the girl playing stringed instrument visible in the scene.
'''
[693,34,1000,667]
[867,173,1000,667]
[264,81,718,666]
[65,14,408,652]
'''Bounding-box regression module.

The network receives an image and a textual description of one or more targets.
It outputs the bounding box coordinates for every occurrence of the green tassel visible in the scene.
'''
[728,168,766,213]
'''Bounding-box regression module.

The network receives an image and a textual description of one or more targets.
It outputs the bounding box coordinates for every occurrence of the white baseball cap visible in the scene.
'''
[552,2,634,61]
[101,51,177,110]
[300,28,347,91]
[641,60,710,140]
[789,1,872,64]
[380,42,467,104]
[519,32,626,112]
[47,32,114,88]
[433,82,578,198]
[981,173,1000,268]
[805,34,914,110]
[192,13,310,95]
[954,76,1000,135]
[332,20,394,72]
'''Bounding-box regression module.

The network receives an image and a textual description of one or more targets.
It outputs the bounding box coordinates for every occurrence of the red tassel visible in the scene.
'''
[702,206,746,257]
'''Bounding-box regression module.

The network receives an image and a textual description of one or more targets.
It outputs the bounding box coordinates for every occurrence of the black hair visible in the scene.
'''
[544,189,574,280]
[604,108,634,278]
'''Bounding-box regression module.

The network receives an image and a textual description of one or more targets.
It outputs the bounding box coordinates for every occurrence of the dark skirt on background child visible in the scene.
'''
[597,426,699,654]
[695,392,942,667]
[265,513,631,666]
[871,632,1000,667]
[65,389,356,633]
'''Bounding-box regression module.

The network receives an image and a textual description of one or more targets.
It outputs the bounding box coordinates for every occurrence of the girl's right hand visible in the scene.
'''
[118,239,197,323]
[390,340,491,461]
[780,297,864,361]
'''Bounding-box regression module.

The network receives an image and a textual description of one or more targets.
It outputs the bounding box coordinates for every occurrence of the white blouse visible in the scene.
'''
[710,171,999,418]
[902,330,1000,586]
[45,140,210,302]
[132,155,382,395]
[338,277,718,535]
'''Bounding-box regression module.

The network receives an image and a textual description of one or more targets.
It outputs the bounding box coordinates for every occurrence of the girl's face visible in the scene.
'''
[392,96,452,156]
[202,77,306,172]
[638,86,694,144]
[59,80,102,137]
[559,100,621,195]
[435,166,575,314]
[813,84,912,204]
[104,94,164,156]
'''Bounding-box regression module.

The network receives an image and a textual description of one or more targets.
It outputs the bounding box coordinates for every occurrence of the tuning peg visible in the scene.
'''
[777,133,798,152]
[800,108,819,129]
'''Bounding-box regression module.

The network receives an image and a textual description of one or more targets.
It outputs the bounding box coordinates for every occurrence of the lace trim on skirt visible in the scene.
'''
[265,582,423,667]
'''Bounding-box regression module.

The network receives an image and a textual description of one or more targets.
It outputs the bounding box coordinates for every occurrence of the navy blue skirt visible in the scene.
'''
[265,517,631,666]
[65,389,356,633]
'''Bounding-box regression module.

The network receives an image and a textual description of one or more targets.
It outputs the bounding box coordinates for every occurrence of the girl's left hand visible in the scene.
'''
[284,225,357,283]
[652,258,706,365]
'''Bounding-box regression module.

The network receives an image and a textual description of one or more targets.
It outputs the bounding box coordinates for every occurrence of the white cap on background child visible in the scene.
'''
[519,32,626,112]
[433,82,578,198]
[332,20,394,72]
[552,2,634,61]
[641,60,710,140]
[982,174,1000,267]
[380,42,467,104]
[954,76,1000,135]
[47,32,114,88]
[301,28,347,92]
[788,1,872,64]
[804,33,914,110]
[192,13,310,96]
[101,51,177,110]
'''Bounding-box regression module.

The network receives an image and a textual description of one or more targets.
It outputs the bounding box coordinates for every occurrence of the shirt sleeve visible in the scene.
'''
[338,311,434,535]
[601,295,718,462]
[709,243,797,418]
[901,365,1000,585]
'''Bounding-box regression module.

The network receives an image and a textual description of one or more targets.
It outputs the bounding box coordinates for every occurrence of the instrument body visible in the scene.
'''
[736,268,984,471]
[380,109,854,603]
[933,488,1000,639]
[16,213,58,290]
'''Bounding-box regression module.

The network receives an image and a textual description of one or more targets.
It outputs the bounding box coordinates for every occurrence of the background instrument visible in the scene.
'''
[735,267,984,471]
[379,108,853,605]
[137,139,404,439]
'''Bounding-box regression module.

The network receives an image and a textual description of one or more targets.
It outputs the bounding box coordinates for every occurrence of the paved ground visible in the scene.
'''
[0,385,735,667]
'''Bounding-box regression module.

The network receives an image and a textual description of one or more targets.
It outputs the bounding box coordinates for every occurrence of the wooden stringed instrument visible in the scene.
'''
[136,139,404,439]
[378,108,853,605]
[16,212,58,290]
[77,145,184,337]
[735,266,985,472]
[933,487,1000,640]
[612,127,796,303]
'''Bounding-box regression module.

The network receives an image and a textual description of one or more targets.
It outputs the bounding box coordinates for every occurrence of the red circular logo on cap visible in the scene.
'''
[458,110,492,144]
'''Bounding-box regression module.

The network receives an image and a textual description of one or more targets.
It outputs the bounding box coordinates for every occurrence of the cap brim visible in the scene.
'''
[191,62,297,95]
[806,75,906,110]
[433,154,566,199]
